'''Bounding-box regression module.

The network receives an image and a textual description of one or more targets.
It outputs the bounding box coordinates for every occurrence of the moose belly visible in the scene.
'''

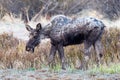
[63,33,85,46]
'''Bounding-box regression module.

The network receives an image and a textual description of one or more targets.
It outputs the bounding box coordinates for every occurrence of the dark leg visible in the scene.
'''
[48,44,57,65]
[94,40,103,66]
[57,44,66,70]
[81,41,92,70]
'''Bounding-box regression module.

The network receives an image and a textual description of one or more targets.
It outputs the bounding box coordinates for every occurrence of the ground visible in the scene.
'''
[0,69,120,80]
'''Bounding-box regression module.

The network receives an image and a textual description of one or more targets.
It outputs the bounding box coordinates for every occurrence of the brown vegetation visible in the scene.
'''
[0,28,119,70]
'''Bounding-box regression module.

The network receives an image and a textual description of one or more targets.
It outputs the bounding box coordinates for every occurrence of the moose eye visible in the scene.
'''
[33,35,38,38]
[34,32,37,36]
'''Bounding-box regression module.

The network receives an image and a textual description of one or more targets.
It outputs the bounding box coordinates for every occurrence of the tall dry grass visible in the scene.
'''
[0,28,120,70]
[0,33,50,69]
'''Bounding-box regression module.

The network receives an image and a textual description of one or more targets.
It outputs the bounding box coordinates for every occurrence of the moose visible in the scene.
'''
[25,15,105,70]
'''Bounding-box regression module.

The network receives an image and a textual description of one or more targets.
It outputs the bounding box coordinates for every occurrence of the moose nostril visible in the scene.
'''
[26,47,30,51]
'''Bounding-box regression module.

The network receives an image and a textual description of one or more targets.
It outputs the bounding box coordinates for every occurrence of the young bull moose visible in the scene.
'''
[25,15,105,70]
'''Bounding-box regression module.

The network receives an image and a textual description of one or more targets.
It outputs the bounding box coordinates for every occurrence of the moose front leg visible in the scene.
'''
[57,44,66,70]
[48,44,57,65]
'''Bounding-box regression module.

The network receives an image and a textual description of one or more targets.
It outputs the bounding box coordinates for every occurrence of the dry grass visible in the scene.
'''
[0,28,120,70]
[0,33,50,69]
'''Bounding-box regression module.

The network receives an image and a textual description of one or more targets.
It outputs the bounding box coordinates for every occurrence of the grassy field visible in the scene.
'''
[0,27,120,74]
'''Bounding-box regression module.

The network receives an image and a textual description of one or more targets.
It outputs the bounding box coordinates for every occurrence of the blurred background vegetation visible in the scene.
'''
[0,0,120,22]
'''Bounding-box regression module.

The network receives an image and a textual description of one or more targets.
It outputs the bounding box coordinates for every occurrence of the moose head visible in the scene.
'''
[25,23,42,52]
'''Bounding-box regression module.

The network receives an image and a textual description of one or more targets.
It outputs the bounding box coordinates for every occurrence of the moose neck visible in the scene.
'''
[41,27,51,39]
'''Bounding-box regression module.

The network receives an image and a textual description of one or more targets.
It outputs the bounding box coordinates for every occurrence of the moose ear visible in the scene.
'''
[26,25,33,31]
[36,23,42,31]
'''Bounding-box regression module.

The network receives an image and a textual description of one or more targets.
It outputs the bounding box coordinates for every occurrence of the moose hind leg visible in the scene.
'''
[94,40,103,66]
[48,44,57,65]
[81,41,92,70]
[57,44,66,70]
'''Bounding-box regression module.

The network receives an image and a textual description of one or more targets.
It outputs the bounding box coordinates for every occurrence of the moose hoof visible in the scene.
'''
[62,65,66,70]
[62,67,66,70]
